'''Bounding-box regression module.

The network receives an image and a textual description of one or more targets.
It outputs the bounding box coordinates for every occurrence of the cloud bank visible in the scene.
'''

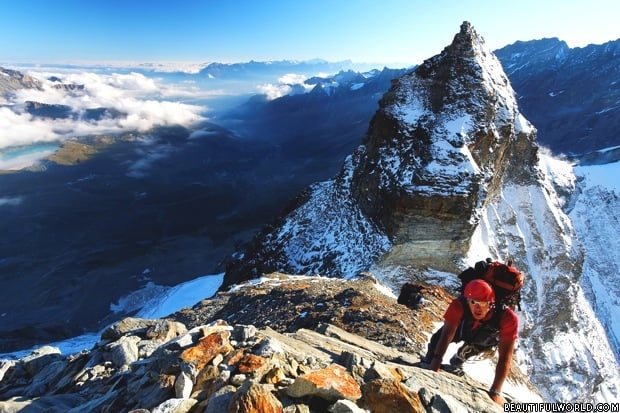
[0,71,206,152]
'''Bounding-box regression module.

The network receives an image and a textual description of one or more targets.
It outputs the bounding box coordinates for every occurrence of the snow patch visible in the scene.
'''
[1,272,224,359]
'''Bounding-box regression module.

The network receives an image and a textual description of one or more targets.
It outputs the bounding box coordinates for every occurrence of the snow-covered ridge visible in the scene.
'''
[270,154,391,277]
[462,151,620,402]
[570,159,620,360]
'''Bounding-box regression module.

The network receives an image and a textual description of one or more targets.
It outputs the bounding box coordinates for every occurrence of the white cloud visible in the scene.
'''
[0,70,206,151]
[256,83,295,100]
[0,108,60,146]
[278,73,308,85]
[0,196,23,207]
[0,145,58,170]
[256,72,313,100]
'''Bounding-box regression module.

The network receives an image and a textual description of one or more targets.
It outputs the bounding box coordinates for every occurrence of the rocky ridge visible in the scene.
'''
[0,274,540,412]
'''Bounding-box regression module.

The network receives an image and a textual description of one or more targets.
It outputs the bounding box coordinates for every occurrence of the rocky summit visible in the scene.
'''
[0,274,540,412]
[349,21,538,270]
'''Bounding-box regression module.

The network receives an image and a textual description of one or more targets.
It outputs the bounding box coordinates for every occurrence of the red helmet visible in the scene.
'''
[464,279,495,302]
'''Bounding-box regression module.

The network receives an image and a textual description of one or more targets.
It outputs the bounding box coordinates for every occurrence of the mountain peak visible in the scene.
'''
[346,23,539,269]
[426,20,487,64]
[224,22,539,281]
[459,20,475,34]
[452,20,482,52]
[417,21,509,96]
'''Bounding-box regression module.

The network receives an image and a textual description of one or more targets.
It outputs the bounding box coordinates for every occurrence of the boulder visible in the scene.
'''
[102,317,157,341]
[287,364,362,401]
[228,382,283,413]
[180,331,233,370]
[361,378,424,413]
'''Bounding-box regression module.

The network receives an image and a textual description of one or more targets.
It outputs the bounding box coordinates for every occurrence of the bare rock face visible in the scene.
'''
[349,21,538,270]
[361,378,424,413]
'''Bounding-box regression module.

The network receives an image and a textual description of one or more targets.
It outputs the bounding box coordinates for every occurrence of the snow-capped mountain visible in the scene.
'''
[198,59,374,80]
[224,22,619,402]
[495,37,620,154]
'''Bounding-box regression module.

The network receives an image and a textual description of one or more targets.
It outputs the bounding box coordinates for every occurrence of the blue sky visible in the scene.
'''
[1,0,619,65]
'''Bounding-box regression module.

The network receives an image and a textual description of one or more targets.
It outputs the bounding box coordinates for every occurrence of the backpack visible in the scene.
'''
[457,258,524,310]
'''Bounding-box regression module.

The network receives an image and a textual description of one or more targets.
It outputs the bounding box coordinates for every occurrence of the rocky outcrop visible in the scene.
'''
[0,67,43,97]
[0,274,540,412]
[349,22,538,270]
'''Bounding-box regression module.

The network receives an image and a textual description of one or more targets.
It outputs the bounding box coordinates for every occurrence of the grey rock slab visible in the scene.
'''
[258,327,333,364]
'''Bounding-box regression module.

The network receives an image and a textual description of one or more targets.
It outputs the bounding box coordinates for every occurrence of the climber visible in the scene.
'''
[422,279,518,405]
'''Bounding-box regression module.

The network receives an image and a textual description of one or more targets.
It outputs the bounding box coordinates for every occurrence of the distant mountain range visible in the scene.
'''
[4,37,618,156]
[198,59,361,78]
[495,37,620,155]
[196,38,620,157]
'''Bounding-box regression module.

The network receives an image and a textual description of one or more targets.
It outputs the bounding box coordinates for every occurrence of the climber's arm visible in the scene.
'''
[429,322,458,371]
[489,337,515,404]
